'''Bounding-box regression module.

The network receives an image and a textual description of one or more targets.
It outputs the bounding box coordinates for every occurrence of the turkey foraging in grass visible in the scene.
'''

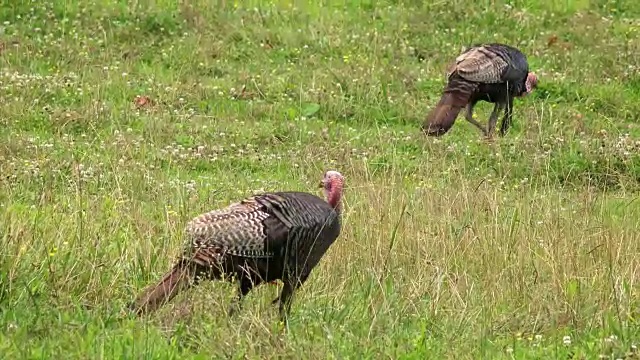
[421,43,538,138]
[128,171,345,322]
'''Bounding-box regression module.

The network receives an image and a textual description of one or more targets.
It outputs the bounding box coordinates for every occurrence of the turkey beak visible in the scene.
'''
[318,180,324,188]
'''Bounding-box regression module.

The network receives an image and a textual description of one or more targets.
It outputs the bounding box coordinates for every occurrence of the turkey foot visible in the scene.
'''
[228,278,254,317]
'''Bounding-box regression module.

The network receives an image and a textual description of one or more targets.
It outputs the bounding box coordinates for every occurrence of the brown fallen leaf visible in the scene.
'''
[546,34,573,51]
[134,95,154,108]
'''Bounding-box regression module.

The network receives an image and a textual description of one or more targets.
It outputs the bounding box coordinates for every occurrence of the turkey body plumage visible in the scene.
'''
[128,172,344,322]
[421,43,538,138]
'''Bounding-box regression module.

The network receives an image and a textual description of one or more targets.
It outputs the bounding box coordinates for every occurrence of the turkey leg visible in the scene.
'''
[499,96,514,136]
[464,103,488,137]
[486,102,506,138]
[272,272,310,322]
[276,280,295,322]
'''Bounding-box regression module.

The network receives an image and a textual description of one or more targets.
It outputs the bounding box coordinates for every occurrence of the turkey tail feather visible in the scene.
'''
[421,93,466,136]
[421,77,476,136]
[129,261,195,316]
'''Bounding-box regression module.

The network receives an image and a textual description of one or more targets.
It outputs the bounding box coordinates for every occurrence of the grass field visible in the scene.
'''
[1,0,640,358]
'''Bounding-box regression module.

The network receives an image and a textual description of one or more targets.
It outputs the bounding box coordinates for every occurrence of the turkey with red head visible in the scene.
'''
[421,43,538,138]
[128,170,345,323]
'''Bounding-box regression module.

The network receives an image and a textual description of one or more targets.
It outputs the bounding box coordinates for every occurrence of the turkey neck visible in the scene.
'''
[325,183,343,212]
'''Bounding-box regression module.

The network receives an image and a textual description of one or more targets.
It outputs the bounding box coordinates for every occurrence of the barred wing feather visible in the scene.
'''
[185,197,274,258]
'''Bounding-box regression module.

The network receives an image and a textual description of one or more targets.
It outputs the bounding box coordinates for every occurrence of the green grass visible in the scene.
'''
[1,0,640,358]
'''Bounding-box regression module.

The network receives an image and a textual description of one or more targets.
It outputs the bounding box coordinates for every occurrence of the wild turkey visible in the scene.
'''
[128,170,345,322]
[421,43,538,138]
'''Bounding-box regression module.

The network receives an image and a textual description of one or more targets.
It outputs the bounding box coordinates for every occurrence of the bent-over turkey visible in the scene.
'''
[421,43,538,138]
[128,170,345,322]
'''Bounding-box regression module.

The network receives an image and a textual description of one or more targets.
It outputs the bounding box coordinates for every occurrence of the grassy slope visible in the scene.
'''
[1,0,639,358]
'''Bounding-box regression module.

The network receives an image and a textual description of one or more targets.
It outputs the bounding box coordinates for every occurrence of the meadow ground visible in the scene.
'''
[1,0,640,358]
